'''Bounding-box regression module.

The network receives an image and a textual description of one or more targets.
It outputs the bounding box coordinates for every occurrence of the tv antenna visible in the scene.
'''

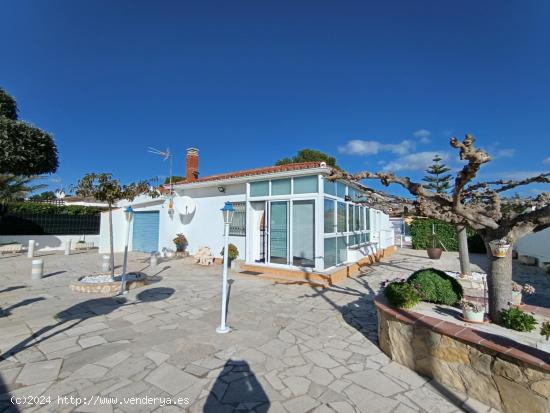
[148,147,173,195]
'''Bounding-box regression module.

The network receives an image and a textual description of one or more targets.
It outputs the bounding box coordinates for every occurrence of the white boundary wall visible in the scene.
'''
[515,227,550,267]
[0,235,99,251]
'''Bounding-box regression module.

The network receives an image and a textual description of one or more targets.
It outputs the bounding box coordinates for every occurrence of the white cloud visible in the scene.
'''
[382,151,449,172]
[543,157,550,164]
[492,148,515,159]
[413,129,431,143]
[338,139,414,156]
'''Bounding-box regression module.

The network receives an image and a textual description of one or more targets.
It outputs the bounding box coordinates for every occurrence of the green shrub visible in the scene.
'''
[501,307,537,332]
[408,268,463,305]
[4,202,102,215]
[220,243,239,261]
[409,218,486,253]
[384,281,421,309]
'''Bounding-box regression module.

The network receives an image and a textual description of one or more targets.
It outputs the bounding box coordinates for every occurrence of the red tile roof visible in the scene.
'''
[172,162,325,185]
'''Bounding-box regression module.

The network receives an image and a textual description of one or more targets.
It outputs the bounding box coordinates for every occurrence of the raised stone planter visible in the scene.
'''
[375,296,550,413]
[70,272,147,293]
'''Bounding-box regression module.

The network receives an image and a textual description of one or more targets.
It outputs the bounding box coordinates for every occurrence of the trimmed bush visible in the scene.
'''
[384,281,421,309]
[3,202,102,215]
[408,268,463,305]
[409,218,486,253]
[501,307,537,332]
[220,243,239,261]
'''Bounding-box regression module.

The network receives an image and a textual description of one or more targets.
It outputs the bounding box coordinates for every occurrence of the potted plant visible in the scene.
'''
[541,321,550,341]
[427,234,443,260]
[460,299,485,323]
[489,238,511,258]
[511,282,535,306]
[173,233,188,253]
[220,243,239,265]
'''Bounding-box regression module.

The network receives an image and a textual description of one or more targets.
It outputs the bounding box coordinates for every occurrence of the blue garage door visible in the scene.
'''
[132,211,160,253]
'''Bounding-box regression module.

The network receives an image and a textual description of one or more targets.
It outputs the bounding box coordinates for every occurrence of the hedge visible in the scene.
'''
[409,218,486,253]
[2,202,103,216]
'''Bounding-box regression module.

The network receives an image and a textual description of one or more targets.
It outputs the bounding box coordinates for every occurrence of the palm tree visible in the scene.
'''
[0,174,46,202]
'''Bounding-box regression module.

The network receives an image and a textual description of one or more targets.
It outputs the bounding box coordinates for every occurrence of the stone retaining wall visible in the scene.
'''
[375,297,550,413]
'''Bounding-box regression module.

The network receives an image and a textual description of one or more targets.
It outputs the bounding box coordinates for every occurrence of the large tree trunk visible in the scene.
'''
[457,225,471,277]
[485,240,513,323]
[108,205,115,281]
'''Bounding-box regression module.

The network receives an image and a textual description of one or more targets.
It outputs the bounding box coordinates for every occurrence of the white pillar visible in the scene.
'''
[101,255,111,272]
[64,240,71,255]
[27,240,35,258]
[150,253,158,267]
[31,259,44,280]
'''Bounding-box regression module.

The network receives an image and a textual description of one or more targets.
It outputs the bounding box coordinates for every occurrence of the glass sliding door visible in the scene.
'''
[269,201,289,264]
[292,200,315,267]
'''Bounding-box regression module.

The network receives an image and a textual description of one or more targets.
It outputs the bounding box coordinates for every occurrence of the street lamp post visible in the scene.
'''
[217,202,234,334]
[120,206,134,295]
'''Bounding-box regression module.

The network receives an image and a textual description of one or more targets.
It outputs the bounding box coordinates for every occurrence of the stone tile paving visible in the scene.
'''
[1,248,541,412]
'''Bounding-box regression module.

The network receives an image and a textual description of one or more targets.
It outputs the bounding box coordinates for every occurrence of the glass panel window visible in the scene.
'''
[250,181,269,197]
[324,237,336,269]
[365,208,371,230]
[270,201,288,264]
[293,200,315,267]
[271,179,291,195]
[324,198,335,233]
[337,236,347,264]
[336,182,346,198]
[348,205,353,232]
[323,180,336,196]
[354,206,361,231]
[337,202,346,232]
[293,176,318,194]
[359,207,364,230]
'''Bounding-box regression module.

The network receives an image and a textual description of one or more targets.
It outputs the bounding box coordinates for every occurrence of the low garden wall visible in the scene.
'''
[375,296,550,413]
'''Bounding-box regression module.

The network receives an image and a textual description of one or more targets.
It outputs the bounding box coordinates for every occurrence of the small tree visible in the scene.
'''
[74,173,159,280]
[423,155,451,193]
[276,149,339,169]
[29,190,57,201]
[0,88,58,175]
[329,135,550,323]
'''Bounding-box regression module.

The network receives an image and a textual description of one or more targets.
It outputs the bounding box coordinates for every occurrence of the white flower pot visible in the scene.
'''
[463,308,485,323]
[511,291,522,305]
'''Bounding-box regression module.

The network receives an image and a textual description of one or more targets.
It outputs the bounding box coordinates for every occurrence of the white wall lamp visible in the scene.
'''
[218,186,226,193]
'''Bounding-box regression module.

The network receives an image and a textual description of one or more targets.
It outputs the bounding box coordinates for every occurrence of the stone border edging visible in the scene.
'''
[374,295,550,371]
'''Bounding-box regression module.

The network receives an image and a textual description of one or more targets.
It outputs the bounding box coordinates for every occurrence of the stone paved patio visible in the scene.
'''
[2,248,545,412]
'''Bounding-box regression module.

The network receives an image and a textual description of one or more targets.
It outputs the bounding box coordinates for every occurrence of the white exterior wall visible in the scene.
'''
[0,234,99,251]
[515,227,550,267]
[99,186,247,258]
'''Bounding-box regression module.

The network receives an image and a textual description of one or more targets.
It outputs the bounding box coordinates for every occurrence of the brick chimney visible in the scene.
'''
[186,148,199,181]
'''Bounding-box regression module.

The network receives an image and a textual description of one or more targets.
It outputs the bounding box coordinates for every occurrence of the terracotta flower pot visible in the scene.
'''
[463,308,485,323]
[427,248,443,260]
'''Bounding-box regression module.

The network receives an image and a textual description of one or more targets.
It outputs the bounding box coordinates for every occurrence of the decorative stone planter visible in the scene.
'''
[375,295,550,413]
[70,272,147,293]
[463,308,485,323]
[427,248,442,260]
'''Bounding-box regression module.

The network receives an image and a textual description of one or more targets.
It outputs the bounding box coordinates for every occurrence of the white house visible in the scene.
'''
[99,149,395,281]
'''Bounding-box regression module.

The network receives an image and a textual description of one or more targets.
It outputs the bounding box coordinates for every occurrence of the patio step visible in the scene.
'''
[238,264,330,288]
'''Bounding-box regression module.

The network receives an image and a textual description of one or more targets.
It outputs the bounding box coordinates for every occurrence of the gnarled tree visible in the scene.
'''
[74,173,159,280]
[329,135,550,323]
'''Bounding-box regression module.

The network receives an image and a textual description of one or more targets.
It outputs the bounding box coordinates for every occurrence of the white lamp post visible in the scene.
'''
[120,206,134,294]
[216,202,234,334]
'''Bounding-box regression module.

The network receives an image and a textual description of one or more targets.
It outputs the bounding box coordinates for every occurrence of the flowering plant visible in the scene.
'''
[460,299,484,313]
[512,282,536,294]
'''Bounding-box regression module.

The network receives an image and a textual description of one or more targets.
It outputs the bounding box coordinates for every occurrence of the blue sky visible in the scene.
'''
[1,0,549,196]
